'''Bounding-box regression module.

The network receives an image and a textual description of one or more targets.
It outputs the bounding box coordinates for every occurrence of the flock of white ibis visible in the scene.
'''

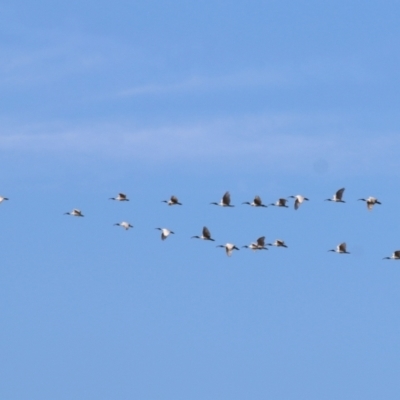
[1,189,397,259]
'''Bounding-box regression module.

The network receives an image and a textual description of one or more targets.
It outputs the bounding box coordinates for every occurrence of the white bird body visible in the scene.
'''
[0,196,9,203]
[64,209,84,217]
[211,191,234,207]
[383,250,400,260]
[110,193,129,201]
[289,195,309,210]
[156,228,174,240]
[358,196,381,211]
[114,221,133,230]
[329,242,350,254]
[217,243,240,257]
[326,188,345,203]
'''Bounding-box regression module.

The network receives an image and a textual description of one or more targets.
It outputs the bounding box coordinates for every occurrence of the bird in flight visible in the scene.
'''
[191,226,215,241]
[269,198,289,208]
[156,228,175,240]
[328,242,350,254]
[64,209,84,217]
[358,196,381,211]
[266,239,288,248]
[325,188,345,203]
[383,250,400,260]
[289,195,309,210]
[109,193,129,201]
[210,191,234,207]
[162,195,182,206]
[243,236,268,250]
[217,243,240,257]
[242,195,267,207]
[114,221,133,230]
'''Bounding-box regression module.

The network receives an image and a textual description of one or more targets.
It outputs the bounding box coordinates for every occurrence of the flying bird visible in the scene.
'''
[210,191,234,207]
[289,195,309,210]
[325,188,345,203]
[162,195,182,206]
[109,193,129,201]
[114,221,133,230]
[243,236,268,250]
[358,196,381,211]
[269,198,289,208]
[242,195,267,207]
[217,243,240,257]
[0,196,9,203]
[156,228,175,240]
[64,209,84,217]
[383,250,400,260]
[266,239,288,248]
[328,242,350,254]
[191,226,215,241]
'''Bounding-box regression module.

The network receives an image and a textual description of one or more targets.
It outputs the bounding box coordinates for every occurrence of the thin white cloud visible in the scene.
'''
[0,114,398,176]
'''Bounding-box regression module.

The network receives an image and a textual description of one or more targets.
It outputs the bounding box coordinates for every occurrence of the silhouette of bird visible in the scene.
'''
[109,193,129,201]
[328,242,350,254]
[243,236,268,250]
[64,209,84,217]
[325,188,345,203]
[162,195,182,206]
[383,250,400,260]
[266,239,288,248]
[242,195,267,207]
[210,191,234,207]
[191,226,215,241]
[269,198,288,208]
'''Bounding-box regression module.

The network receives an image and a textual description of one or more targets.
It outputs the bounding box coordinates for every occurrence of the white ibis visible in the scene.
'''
[358,196,381,211]
[243,236,268,250]
[242,195,267,207]
[269,198,288,208]
[325,188,345,203]
[217,243,240,257]
[266,239,288,248]
[162,195,182,206]
[156,228,175,240]
[109,193,129,201]
[210,191,234,207]
[64,209,84,217]
[289,195,309,210]
[191,226,215,241]
[328,242,350,254]
[114,221,133,230]
[383,250,400,260]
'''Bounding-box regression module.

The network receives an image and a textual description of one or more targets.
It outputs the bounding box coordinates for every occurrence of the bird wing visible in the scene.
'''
[203,226,211,239]
[338,243,347,252]
[367,201,374,210]
[336,188,345,200]
[222,191,231,205]
[254,196,262,206]
[118,193,127,199]
[294,198,300,210]
[279,198,287,206]
[394,250,400,258]
[170,195,179,203]
[256,236,265,247]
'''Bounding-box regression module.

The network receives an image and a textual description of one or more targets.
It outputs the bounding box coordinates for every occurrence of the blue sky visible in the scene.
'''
[1,1,400,399]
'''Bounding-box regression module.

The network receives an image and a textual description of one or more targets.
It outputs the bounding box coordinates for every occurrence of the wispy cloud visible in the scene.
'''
[0,114,398,176]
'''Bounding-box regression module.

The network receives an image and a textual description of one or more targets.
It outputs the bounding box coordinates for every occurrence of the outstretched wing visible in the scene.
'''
[256,236,265,248]
[335,188,345,200]
[254,196,262,206]
[222,191,231,206]
[203,226,212,239]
